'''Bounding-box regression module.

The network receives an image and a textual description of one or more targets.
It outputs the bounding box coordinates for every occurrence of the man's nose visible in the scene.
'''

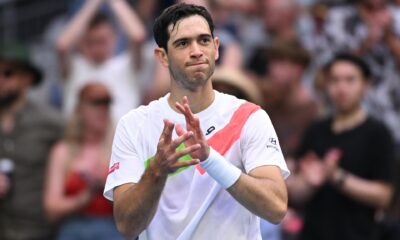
[190,42,203,58]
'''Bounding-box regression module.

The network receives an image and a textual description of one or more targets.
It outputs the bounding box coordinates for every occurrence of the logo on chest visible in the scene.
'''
[205,126,216,136]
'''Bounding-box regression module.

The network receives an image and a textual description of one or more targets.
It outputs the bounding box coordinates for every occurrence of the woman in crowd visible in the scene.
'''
[44,82,122,240]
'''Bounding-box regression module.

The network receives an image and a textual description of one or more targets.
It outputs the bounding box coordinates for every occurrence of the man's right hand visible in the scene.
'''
[149,119,201,177]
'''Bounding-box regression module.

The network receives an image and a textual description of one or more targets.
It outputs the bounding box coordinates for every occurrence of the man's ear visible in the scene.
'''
[214,36,220,61]
[154,47,169,67]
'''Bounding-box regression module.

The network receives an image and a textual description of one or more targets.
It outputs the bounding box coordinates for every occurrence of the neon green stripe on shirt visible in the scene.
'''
[144,143,193,176]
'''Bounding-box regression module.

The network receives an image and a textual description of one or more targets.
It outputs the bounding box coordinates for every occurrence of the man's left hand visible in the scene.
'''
[175,96,210,161]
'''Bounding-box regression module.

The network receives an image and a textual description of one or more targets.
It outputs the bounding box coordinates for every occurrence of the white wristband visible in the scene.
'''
[200,148,242,189]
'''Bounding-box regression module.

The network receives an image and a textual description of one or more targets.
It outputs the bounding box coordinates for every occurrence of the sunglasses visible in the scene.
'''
[0,68,15,78]
[85,97,113,106]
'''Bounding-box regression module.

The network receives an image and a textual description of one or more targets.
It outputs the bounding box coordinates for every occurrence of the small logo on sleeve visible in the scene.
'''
[108,162,120,174]
[267,138,279,151]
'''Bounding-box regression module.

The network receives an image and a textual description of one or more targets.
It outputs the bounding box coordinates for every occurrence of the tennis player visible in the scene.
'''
[104,3,290,239]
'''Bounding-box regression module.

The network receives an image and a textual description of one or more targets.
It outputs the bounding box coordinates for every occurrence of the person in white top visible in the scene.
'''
[104,3,290,240]
[56,0,146,122]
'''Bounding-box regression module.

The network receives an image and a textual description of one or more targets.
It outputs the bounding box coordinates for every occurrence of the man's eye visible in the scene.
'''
[177,41,187,47]
[200,38,211,44]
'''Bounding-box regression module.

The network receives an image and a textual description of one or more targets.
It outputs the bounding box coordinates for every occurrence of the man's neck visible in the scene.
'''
[168,82,215,114]
[332,106,367,134]
[0,95,26,133]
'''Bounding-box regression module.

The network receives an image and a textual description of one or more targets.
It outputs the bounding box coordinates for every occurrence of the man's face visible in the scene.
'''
[161,15,219,91]
[262,0,296,32]
[80,23,116,64]
[268,59,302,90]
[0,62,30,107]
[364,0,385,9]
[326,61,368,114]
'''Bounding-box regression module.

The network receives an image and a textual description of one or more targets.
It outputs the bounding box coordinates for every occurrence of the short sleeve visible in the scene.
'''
[368,122,396,183]
[104,116,145,201]
[240,110,290,179]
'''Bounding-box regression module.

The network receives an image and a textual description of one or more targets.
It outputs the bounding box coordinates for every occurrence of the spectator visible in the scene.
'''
[211,67,263,106]
[250,41,317,159]
[44,82,121,240]
[323,0,400,83]
[0,43,62,240]
[287,54,396,240]
[56,0,146,122]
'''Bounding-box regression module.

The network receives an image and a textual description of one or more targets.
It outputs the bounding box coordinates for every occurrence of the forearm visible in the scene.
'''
[333,169,393,209]
[200,148,287,223]
[113,165,167,239]
[57,0,104,51]
[109,0,146,43]
[228,173,288,224]
[45,191,91,221]
[286,174,317,206]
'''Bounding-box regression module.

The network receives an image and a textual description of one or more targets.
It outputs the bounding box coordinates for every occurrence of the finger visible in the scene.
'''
[172,158,200,169]
[175,123,187,137]
[171,130,193,149]
[175,101,186,115]
[160,119,174,143]
[176,102,193,128]
[170,144,201,160]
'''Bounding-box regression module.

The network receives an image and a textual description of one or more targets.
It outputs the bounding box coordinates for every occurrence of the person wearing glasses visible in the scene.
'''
[44,82,122,240]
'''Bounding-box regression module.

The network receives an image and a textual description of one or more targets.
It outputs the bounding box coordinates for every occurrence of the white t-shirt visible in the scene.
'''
[104,91,290,240]
[63,52,141,122]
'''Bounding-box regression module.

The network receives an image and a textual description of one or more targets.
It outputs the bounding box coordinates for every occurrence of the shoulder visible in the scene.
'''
[303,117,332,136]
[48,141,71,167]
[116,97,165,138]
[26,101,64,130]
[121,98,163,125]
[365,116,393,138]
[216,91,248,111]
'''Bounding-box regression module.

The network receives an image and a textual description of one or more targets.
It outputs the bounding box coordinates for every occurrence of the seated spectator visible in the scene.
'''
[44,82,122,240]
[287,54,396,240]
[0,43,62,240]
[56,0,146,122]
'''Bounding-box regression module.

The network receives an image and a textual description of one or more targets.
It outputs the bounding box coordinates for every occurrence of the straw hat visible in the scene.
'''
[212,67,263,106]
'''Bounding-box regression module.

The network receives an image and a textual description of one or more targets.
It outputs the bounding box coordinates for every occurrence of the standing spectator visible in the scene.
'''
[56,0,146,122]
[250,42,317,159]
[287,54,395,240]
[0,44,62,240]
[44,82,121,240]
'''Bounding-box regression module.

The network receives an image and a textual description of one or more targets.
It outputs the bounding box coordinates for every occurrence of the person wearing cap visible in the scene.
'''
[0,44,63,240]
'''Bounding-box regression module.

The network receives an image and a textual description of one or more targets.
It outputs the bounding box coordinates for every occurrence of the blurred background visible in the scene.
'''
[1,0,400,239]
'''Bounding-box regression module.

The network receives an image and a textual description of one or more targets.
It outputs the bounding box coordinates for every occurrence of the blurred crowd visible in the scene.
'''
[1,0,400,239]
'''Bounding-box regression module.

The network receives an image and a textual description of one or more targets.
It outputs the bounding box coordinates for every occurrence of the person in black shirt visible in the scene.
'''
[286,54,395,240]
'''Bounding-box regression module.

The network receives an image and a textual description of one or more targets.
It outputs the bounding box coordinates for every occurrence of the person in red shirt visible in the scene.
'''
[44,82,122,240]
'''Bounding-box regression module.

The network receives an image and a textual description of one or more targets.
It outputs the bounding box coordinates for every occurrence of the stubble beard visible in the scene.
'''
[169,62,215,92]
[0,92,20,109]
